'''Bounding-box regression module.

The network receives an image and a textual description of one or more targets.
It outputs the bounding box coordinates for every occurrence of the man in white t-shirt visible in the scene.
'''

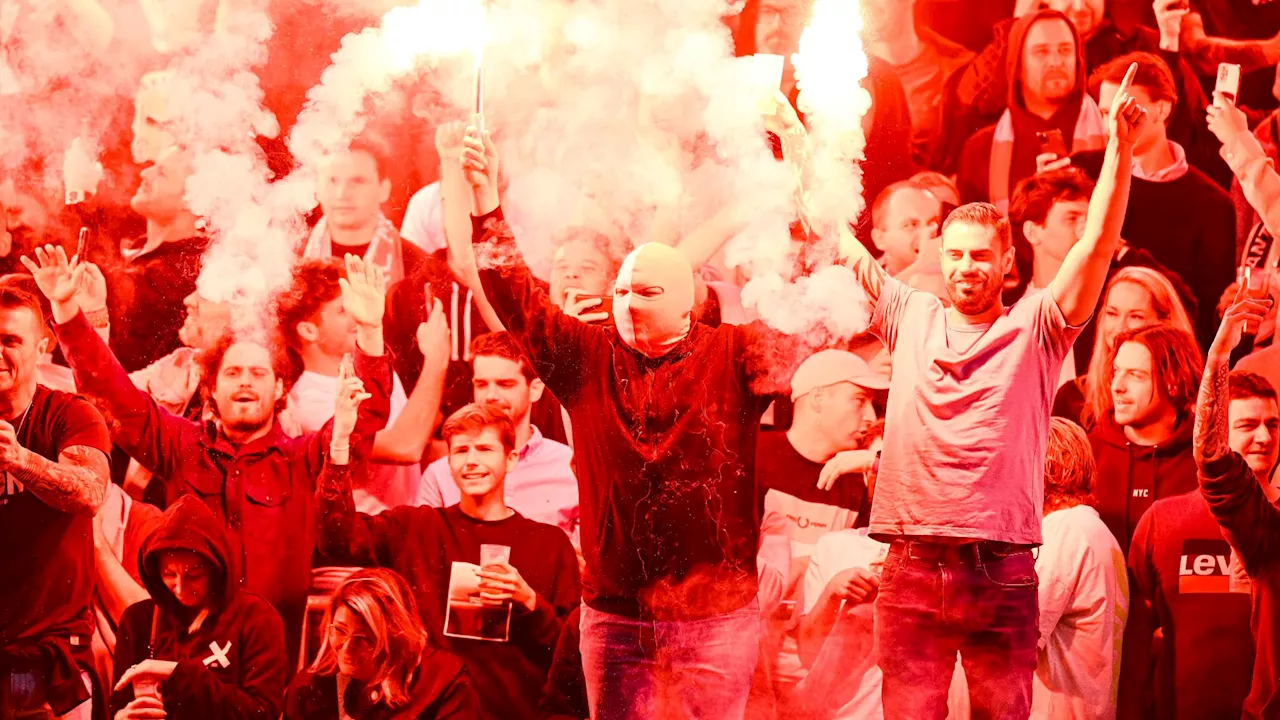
[277,258,448,512]
[414,331,579,543]
[830,64,1146,717]
[1036,417,1128,720]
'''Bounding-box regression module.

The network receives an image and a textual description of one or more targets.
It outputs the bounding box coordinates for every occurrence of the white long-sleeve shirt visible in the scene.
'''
[1033,505,1129,720]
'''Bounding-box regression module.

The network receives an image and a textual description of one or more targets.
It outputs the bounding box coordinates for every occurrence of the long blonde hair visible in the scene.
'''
[309,569,426,708]
[1081,267,1198,429]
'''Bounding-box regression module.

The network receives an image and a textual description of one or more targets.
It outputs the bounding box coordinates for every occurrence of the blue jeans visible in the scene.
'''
[580,599,761,720]
[875,539,1039,720]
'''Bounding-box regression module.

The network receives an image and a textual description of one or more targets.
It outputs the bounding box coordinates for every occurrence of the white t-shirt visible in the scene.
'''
[802,529,890,720]
[288,370,417,514]
[399,182,447,255]
[869,277,1081,544]
[1034,505,1129,720]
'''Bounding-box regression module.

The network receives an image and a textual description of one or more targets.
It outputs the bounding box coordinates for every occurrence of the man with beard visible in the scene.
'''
[415,331,578,543]
[957,9,1109,211]
[1193,293,1280,719]
[28,248,393,665]
[461,122,785,719]
[838,61,1144,719]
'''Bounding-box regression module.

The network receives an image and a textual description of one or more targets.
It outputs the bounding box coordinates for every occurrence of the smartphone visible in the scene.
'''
[1216,63,1241,107]
[1036,129,1068,158]
[581,294,615,325]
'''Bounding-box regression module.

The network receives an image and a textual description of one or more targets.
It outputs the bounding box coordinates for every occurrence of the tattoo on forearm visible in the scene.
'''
[1194,358,1232,466]
[13,445,109,515]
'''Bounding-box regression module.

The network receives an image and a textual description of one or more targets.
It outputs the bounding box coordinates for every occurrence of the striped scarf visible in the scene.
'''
[988,94,1107,215]
[303,214,406,283]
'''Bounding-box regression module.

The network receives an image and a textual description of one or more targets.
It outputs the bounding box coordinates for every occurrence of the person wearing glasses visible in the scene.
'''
[286,569,479,720]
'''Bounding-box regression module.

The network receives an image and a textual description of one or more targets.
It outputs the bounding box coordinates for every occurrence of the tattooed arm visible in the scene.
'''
[1195,291,1272,468]
[7,444,110,516]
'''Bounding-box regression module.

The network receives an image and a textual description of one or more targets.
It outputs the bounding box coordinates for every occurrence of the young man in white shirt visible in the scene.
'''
[414,331,579,543]
[278,258,448,512]
[1036,417,1128,720]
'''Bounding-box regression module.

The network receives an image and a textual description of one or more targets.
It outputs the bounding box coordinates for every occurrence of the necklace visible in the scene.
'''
[12,396,32,438]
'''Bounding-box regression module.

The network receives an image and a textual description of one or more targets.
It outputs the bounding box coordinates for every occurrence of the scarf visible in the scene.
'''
[988,94,1107,215]
[303,214,406,283]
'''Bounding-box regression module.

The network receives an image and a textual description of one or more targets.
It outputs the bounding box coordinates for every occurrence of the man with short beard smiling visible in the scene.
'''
[30,249,394,666]
[838,62,1145,720]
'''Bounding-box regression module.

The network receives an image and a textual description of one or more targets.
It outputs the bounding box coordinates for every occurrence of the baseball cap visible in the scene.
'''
[790,349,890,401]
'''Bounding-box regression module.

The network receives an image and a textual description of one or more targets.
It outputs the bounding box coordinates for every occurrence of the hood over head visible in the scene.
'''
[613,243,695,358]
[138,495,235,615]
[1006,9,1088,113]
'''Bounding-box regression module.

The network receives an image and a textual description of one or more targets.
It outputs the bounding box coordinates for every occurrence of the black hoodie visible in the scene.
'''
[1088,416,1200,553]
[110,496,288,720]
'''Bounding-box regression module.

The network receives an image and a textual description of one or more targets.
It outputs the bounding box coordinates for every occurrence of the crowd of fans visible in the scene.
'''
[4,0,1280,719]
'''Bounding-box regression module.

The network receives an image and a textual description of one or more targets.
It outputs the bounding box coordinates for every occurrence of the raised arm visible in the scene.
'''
[1207,95,1280,242]
[1051,63,1141,327]
[371,295,449,464]
[437,120,505,333]
[1179,9,1280,76]
[460,118,605,403]
[315,365,409,566]
[302,256,393,473]
[25,246,193,480]
[763,91,888,306]
[1194,291,1280,573]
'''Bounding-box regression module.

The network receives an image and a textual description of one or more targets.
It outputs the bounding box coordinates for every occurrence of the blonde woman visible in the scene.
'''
[1053,266,1199,429]
[285,569,478,720]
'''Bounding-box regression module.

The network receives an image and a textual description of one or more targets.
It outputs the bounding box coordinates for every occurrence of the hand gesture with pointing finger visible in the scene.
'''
[1109,63,1148,147]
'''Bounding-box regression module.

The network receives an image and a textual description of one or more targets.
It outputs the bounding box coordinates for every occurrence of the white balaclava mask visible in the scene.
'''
[613,243,695,358]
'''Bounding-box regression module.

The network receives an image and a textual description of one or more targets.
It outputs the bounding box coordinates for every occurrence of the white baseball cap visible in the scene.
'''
[790,349,890,401]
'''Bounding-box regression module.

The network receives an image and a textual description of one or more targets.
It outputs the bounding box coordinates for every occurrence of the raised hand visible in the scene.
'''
[461,114,500,216]
[338,254,386,329]
[435,120,468,159]
[1109,63,1148,147]
[1154,0,1191,49]
[1206,93,1250,145]
[1208,285,1275,361]
[331,354,372,449]
[21,244,84,305]
[416,294,450,373]
[77,262,109,313]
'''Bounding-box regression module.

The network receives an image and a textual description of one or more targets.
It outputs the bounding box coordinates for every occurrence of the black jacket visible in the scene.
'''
[285,646,479,720]
[110,496,288,720]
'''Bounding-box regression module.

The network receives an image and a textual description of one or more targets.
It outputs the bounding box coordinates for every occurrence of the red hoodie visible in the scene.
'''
[1088,416,1200,553]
